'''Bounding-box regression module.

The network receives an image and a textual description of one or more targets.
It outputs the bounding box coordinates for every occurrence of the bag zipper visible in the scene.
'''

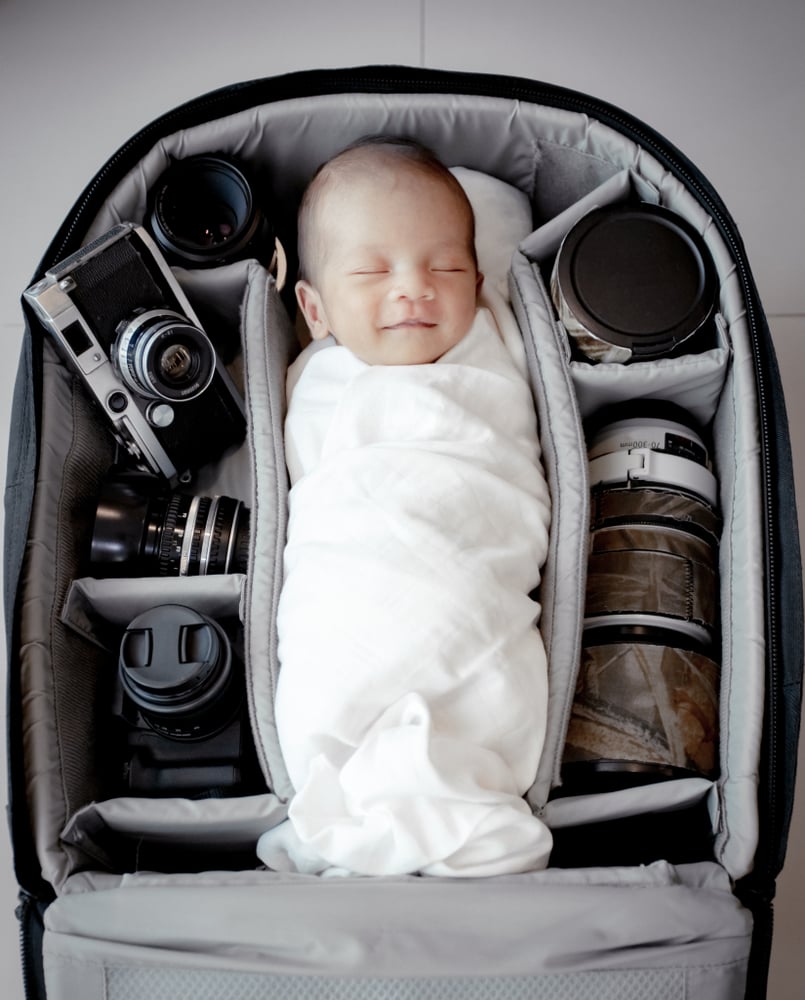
[15,890,48,1000]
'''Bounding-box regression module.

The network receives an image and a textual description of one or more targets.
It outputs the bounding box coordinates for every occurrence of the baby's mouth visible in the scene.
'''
[383,318,437,331]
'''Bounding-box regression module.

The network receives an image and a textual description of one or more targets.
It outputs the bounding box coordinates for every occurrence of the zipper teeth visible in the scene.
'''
[15,894,34,1000]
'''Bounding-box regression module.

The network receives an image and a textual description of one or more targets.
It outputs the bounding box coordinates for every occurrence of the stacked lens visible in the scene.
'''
[90,477,250,577]
[562,402,721,793]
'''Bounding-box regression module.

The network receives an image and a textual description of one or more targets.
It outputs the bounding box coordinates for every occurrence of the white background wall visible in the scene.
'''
[1,1,803,997]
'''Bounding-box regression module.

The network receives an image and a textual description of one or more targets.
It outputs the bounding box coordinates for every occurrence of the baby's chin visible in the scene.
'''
[354,327,471,366]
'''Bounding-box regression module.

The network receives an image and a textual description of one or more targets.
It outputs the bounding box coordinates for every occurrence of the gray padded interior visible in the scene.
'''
[17,91,763,892]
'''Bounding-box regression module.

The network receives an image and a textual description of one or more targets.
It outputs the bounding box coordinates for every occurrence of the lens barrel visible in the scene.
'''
[119,604,238,740]
[551,202,717,363]
[114,309,216,402]
[90,478,250,577]
[561,401,722,792]
[148,155,270,267]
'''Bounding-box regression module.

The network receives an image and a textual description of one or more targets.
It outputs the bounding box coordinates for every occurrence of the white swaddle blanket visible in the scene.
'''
[257,306,553,876]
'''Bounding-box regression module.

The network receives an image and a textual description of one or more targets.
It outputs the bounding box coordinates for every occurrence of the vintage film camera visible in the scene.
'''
[23,222,246,483]
[113,603,263,797]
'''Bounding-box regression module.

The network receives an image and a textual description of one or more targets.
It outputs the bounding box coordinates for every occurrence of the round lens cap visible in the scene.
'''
[119,604,224,705]
[555,203,717,359]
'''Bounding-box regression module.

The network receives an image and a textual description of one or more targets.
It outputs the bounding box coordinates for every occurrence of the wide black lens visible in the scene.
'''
[90,479,250,577]
[148,155,266,266]
[119,604,238,740]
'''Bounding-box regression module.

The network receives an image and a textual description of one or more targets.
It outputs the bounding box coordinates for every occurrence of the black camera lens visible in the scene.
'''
[90,477,250,576]
[119,604,239,740]
[114,308,216,403]
[551,202,717,363]
[148,155,269,267]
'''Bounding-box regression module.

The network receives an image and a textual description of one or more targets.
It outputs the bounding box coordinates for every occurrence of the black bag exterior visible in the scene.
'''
[5,65,802,1000]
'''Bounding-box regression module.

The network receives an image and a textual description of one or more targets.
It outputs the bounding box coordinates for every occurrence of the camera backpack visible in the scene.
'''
[5,65,803,999]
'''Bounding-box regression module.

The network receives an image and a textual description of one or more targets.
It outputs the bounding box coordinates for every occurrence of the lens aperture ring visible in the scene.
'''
[157,493,190,576]
[179,495,211,576]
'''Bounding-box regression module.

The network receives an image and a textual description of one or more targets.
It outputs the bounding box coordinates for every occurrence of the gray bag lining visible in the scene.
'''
[43,861,751,1000]
[17,90,765,892]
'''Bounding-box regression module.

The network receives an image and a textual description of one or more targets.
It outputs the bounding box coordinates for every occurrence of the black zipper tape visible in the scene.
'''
[15,891,49,1000]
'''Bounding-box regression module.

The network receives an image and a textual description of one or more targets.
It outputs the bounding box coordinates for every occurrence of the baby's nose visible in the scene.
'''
[393,266,434,299]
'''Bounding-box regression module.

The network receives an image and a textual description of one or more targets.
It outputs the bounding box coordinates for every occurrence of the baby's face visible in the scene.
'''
[296,169,482,365]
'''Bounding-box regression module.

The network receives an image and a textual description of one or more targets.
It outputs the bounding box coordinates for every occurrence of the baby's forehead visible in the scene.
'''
[321,151,461,203]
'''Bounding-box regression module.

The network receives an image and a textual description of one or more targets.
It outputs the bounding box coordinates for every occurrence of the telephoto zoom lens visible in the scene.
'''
[90,477,250,576]
[562,401,722,794]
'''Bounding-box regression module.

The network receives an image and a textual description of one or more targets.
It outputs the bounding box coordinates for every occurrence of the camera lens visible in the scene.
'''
[551,202,717,363]
[561,401,721,792]
[119,604,239,740]
[114,309,216,403]
[148,155,268,267]
[564,625,720,794]
[90,477,250,576]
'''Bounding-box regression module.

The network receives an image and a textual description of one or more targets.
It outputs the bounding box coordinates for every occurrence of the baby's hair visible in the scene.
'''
[296,134,476,283]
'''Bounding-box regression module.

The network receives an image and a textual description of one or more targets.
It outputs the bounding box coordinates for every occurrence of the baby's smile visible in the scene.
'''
[382,318,438,330]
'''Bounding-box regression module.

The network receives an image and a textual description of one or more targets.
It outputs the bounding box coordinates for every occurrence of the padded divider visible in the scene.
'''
[521,168,660,267]
[510,252,587,809]
[239,263,297,800]
[60,794,285,875]
[568,316,730,424]
[61,575,244,650]
[19,348,118,891]
[545,774,713,824]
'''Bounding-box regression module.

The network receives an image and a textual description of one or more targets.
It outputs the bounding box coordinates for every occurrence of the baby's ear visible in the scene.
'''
[475,271,485,296]
[295,280,331,341]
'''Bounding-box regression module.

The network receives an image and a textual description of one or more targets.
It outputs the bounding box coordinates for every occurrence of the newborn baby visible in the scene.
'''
[257,136,552,876]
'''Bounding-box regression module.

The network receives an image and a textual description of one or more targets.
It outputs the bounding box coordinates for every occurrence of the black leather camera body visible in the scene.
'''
[23,222,246,484]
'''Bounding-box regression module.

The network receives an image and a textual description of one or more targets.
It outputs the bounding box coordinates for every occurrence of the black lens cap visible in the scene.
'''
[119,604,229,712]
[554,203,717,361]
